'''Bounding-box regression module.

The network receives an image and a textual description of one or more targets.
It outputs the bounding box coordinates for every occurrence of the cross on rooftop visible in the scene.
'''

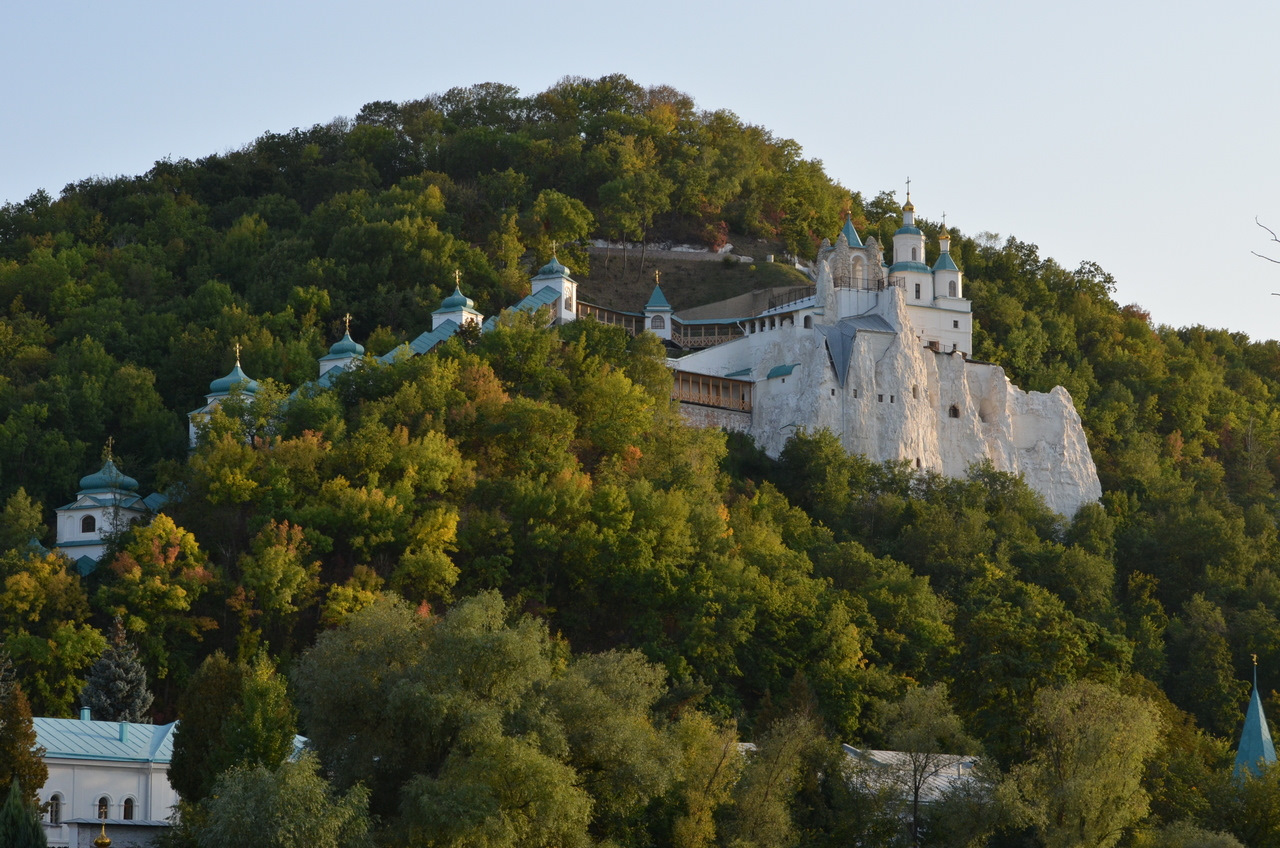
[454,269,461,287]
[234,342,241,364]
[344,313,352,334]
[103,436,114,462]
[654,270,661,286]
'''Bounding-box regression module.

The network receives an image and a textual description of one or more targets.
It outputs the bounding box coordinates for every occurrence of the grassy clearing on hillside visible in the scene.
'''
[575,246,813,313]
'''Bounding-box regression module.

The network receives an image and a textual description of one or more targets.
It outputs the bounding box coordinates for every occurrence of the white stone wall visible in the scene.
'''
[674,286,1102,517]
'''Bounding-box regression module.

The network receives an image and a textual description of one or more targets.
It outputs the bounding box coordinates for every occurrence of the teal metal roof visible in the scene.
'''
[78,460,138,494]
[510,286,563,315]
[1236,670,1277,777]
[724,367,752,378]
[35,718,176,763]
[889,261,932,274]
[841,218,863,248]
[209,363,259,395]
[381,320,460,363]
[894,225,923,236]
[932,253,959,273]
[766,363,799,379]
[645,285,672,311]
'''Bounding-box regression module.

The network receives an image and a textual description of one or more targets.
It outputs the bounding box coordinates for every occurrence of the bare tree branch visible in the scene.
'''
[1254,217,1280,263]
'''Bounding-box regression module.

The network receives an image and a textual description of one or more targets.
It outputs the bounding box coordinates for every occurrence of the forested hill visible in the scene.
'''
[3,75,1280,844]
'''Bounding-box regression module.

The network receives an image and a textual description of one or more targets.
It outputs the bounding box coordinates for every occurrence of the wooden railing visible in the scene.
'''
[672,371,753,412]
[672,323,742,348]
[576,302,645,335]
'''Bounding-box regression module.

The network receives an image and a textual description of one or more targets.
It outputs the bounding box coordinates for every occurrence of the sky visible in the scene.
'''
[5,0,1280,340]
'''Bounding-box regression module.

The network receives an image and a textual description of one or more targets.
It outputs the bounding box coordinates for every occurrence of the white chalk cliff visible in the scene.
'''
[667,204,1102,517]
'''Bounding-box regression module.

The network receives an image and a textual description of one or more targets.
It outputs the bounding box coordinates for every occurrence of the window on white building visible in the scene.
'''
[651,315,665,330]
[81,515,96,533]
[949,280,957,297]
[98,797,109,820]
[123,798,135,820]
[48,795,61,825]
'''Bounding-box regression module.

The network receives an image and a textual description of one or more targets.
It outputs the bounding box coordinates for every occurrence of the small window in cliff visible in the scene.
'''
[878,394,883,402]
[916,458,921,469]
[912,385,919,400]
[852,389,858,398]
[890,395,896,403]
[949,405,960,418]
[831,389,836,396]
[804,315,812,329]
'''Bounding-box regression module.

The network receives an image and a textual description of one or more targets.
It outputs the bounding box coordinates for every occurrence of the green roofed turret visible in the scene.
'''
[1235,658,1277,778]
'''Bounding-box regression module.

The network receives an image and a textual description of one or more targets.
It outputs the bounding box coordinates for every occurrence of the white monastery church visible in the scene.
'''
[175,195,1100,517]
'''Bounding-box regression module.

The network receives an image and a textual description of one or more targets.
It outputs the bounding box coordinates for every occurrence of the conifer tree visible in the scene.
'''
[0,779,48,848]
[0,654,48,807]
[80,617,153,723]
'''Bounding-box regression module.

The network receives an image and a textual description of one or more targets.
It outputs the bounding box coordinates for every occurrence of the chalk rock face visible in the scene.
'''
[673,286,1102,517]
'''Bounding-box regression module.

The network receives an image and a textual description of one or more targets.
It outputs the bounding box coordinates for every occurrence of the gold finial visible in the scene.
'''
[343,312,352,335]
[551,240,559,259]
[94,821,112,848]
[103,436,115,462]
[654,270,661,286]
[233,342,242,366]
[1254,653,1259,666]
[454,268,462,288]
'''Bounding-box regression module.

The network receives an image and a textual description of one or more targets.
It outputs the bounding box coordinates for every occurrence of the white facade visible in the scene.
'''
[54,460,164,571]
[668,211,1102,517]
[529,257,579,325]
[36,714,178,848]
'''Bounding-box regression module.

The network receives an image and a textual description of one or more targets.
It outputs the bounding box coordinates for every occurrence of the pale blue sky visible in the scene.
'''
[5,0,1280,340]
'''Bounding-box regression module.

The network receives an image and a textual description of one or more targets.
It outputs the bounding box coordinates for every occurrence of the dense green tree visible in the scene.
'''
[0,779,47,848]
[196,752,370,848]
[0,655,47,807]
[1011,680,1164,848]
[169,651,296,803]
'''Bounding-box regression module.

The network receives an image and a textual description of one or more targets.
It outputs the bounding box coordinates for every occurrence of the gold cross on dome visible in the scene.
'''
[234,342,242,364]
[103,436,115,461]
[454,268,462,288]
[344,313,352,334]
[654,270,661,286]
[1254,653,1259,665]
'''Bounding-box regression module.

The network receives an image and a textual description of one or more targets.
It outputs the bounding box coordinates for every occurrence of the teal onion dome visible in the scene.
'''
[328,331,365,357]
[209,363,259,395]
[79,459,138,493]
[439,286,475,311]
[536,256,570,278]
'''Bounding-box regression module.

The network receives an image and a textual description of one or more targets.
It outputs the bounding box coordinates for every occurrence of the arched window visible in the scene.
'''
[98,796,109,819]
[48,795,61,825]
[911,247,918,261]
[651,315,665,330]
[949,280,957,297]
[123,798,135,820]
[949,405,960,419]
[803,315,812,329]
[81,515,96,533]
